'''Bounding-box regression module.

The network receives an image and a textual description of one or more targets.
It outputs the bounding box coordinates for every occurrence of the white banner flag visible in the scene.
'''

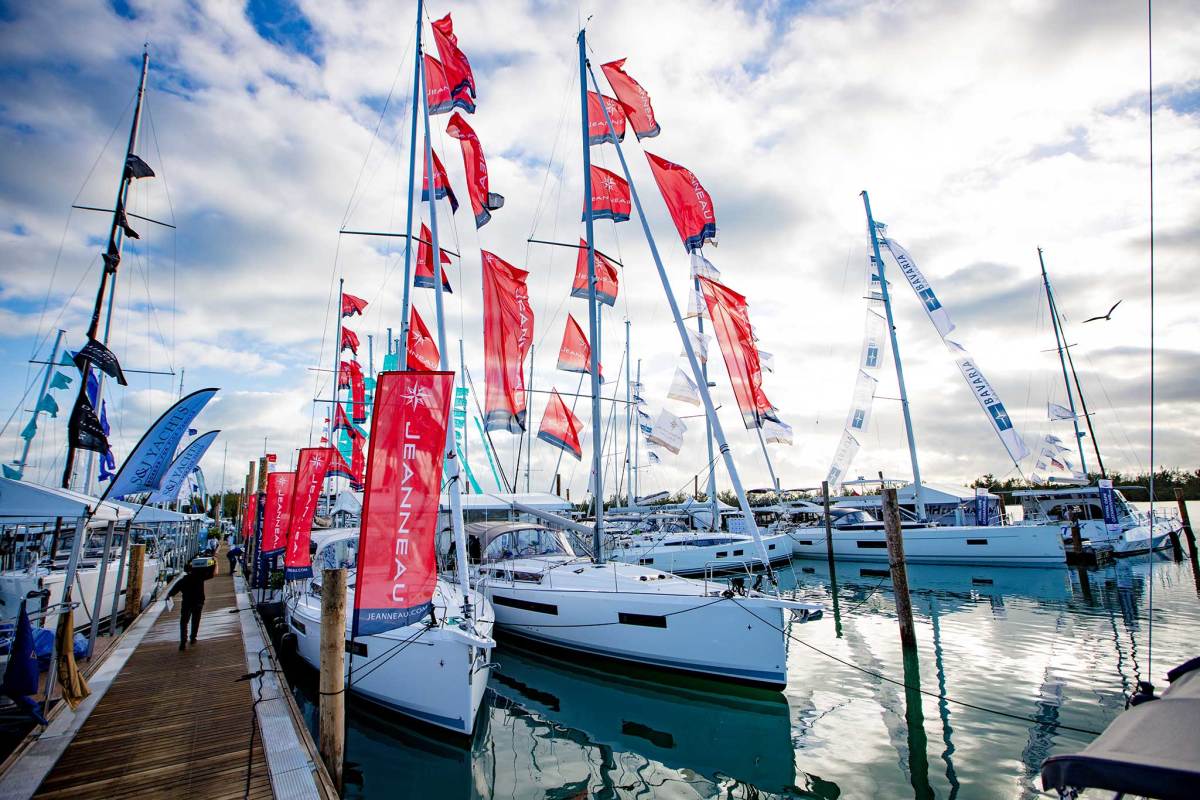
[861,310,887,372]
[666,367,701,406]
[758,350,775,373]
[762,419,793,446]
[690,251,721,280]
[686,287,708,320]
[826,430,860,490]
[682,328,710,364]
[1048,402,1077,421]
[950,343,1030,462]
[844,369,879,434]
[881,237,955,338]
[647,409,687,455]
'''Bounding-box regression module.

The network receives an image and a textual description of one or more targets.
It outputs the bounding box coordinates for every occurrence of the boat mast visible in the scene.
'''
[395,0,424,369]
[586,62,775,580]
[692,271,719,529]
[1059,308,1106,478]
[578,28,606,563]
[624,320,632,507]
[633,358,641,501]
[1038,248,1089,476]
[419,28,472,617]
[861,190,926,519]
[330,277,344,494]
[755,425,781,492]
[62,49,150,490]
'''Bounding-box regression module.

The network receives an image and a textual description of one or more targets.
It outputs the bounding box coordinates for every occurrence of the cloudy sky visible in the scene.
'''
[1,0,1196,504]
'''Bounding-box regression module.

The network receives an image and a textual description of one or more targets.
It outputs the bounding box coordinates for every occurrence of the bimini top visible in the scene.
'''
[0,477,134,524]
[1041,657,1200,799]
[464,521,556,550]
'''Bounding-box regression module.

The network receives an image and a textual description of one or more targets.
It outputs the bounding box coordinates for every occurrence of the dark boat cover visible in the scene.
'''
[1041,657,1200,799]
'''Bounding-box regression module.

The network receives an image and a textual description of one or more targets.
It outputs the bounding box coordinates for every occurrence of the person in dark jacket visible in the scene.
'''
[167,562,211,651]
[226,543,244,576]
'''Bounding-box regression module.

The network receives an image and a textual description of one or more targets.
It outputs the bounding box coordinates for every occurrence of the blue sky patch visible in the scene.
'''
[247,0,322,64]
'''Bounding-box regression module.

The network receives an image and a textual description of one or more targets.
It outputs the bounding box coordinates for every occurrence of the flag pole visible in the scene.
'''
[624,320,633,507]
[419,33,472,620]
[633,358,641,501]
[586,63,774,581]
[330,278,344,496]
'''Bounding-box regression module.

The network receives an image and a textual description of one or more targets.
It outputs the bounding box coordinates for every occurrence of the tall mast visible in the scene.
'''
[578,29,606,562]
[586,62,775,580]
[524,344,535,492]
[459,338,469,494]
[62,50,150,489]
[692,271,719,529]
[624,320,632,506]
[330,278,345,494]
[395,0,424,369]
[1038,248,1089,476]
[633,358,641,502]
[1059,305,1106,478]
[419,30,472,618]
[862,190,925,519]
[755,425,781,492]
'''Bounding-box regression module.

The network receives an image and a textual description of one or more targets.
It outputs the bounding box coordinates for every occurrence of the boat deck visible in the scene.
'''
[0,548,335,799]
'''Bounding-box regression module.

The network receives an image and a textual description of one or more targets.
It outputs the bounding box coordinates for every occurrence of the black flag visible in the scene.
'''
[124,154,155,179]
[68,391,109,454]
[101,251,120,273]
[116,208,139,240]
[73,338,127,386]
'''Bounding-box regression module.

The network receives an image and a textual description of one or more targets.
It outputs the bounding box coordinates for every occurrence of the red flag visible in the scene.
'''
[241,492,256,542]
[431,14,475,100]
[407,307,441,371]
[415,223,453,292]
[481,250,533,433]
[570,239,619,307]
[557,314,602,381]
[600,58,660,140]
[342,293,368,317]
[698,277,778,429]
[421,144,459,213]
[645,152,716,252]
[261,471,295,555]
[350,431,365,490]
[326,447,356,481]
[340,360,367,422]
[584,164,630,223]
[332,402,353,433]
[340,326,360,355]
[537,388,583,461]
[352,370,454,636]
[284,447,337,580]
[424,53,475,115]
[587,91,627,145]
[446,112,504,228]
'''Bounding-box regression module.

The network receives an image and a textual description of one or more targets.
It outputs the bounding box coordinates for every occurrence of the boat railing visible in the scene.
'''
[702,558,756,594]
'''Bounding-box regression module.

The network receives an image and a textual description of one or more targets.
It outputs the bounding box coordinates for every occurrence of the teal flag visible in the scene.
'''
[19,417,36,441]
[49,372,72,390]
[59,352,74,367]
[35,394,58,418]
[452,387,482,493]
[2,464,20,480]
[382,352,399,371]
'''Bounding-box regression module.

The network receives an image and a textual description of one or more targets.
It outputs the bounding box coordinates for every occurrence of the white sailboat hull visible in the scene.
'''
[0,556,162,632]
[606,531,793,576]
[786,524,1066,567]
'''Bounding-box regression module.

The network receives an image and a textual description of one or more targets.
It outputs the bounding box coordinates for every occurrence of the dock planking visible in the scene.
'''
[31,560,271,800]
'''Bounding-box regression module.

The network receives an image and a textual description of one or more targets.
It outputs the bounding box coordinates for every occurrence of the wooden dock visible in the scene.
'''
[0,553,335,800]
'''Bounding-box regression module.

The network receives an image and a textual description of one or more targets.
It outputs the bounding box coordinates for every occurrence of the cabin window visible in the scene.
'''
[966,539,988,545]
[345,640,367,657]
[799,540,813,546]
[856,541,887,549]
[492,595,558,615]
[733,549,744,556]
[290,616,306,635]
[638,558,654,565]
[768,544,776,550]
[716,551,728,558]
[618,612,667,628]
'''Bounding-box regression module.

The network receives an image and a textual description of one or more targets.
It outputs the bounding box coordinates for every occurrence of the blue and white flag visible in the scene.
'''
[974,487,992,526]
[1097,478,1121,534]
[949,342,1030,463]
[106,388,219,500]
[881,237,955,338]
[147,430,221,504]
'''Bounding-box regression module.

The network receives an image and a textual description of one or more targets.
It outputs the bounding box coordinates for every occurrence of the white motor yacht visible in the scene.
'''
[469,521,821,689]
[286,531,496,737]
[604,512,793,576]
[1012,486,1178,556]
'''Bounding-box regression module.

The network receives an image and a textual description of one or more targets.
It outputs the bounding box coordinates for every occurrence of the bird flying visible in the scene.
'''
[1083,300,1122,323]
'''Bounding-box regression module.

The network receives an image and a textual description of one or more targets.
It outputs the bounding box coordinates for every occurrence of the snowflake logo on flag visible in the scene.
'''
[402,386,431,409]
[601,175,617,193]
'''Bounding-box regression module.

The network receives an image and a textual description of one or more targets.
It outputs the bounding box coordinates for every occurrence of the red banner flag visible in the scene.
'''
[326,447,356,481]
[350,431,365,490]
[584,164,631,223]
[431,13,475,100]
[421,144,459,213]
[600,58,660,140]
[698,277,778,429]
[570,239,619,307]
[537,388,583,461]
[261,471,295,556]
[446,112,504,228]
[481,250,533,433]
[424,53,475,115]
[407,307,441,371]
[342,293,368,318]
[332,402,353,433]
[557,314,602,381]
[241,492,256,542]
[645,152,717,252]
[284,447,337,580]
[340,360,367,422]
[340,326,360,355]
[352,370,454,637]
[415,223,453,292]
[587,91,627,145]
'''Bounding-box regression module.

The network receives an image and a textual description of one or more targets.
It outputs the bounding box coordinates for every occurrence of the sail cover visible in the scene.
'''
[424,54,475,115]
[407,307,440,371]
[537,388,583,461]
[260,471,294,556]
[698,278,777,429]
[570,239,619,307]
[431,13,475,100]
[587,91,627,145]
[600,58,660,140]
[415,223,453,292]
[645,152,716,252]
[421,144,459,213]
[556,314,601,381]
[481,250,533,433]
[584,165,631,223]
[446,112,504,228]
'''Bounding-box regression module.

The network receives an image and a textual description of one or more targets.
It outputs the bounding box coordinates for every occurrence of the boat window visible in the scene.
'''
[289,616,306,635]
[716,551,728,558]
[484,533,517,562]
[515,529,568,557]
[856,541,887,549]
[833,511,875,527]
[966,539,988,545]
[733,549,744,556]
[618,612,667,628]
[316,538,358,570]
[492,595,558,615]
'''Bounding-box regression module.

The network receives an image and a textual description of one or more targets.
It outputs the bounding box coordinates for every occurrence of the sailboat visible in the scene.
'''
[470,26,821,690]
[285,3,495,736]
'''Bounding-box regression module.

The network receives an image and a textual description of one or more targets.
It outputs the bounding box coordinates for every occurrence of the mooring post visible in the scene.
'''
[821,480,843,637]
[125,543,146,622]
[1171,488,1191,560]
[319,567,346,791]
[1069,508,1084,555]
[882,488,916,650]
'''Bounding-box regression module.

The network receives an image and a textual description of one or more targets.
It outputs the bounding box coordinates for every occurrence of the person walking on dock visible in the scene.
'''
[167,560,213,651]
[226,542,244,576]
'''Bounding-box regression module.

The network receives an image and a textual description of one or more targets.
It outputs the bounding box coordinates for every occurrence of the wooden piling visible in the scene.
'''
[822,480,837,573]
[319,568,346,791]
[1174,489,1194,557]
[882,488,917,650]
[124,544,146,622]
[1069,508,1084,554]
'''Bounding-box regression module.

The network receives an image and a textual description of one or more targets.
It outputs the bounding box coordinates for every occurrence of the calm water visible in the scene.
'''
[288,550,1200,799]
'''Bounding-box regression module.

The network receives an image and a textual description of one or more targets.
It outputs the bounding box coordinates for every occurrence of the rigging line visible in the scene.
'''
[144,98,179,368]
[1146,0,1155,680]
[310,236,343,449]
[463,363,513,491]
